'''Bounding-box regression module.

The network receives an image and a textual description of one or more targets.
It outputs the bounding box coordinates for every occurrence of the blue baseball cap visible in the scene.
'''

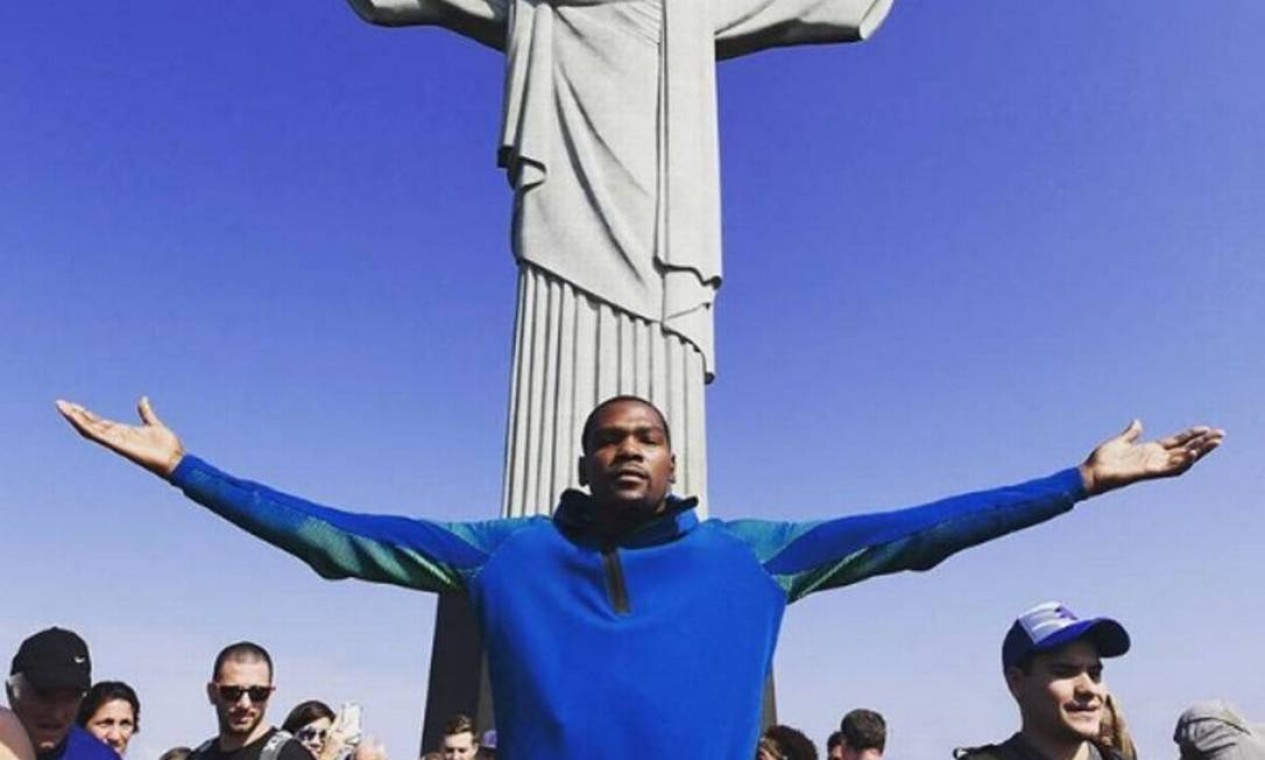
[1002,601,1130,670]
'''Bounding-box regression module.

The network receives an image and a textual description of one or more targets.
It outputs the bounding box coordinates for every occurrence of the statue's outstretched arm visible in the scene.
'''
[345,0,509,51]
[714,0,893,60]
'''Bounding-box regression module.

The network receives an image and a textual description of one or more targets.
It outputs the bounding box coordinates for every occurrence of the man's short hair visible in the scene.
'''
[827,731,843,751]
[840,709,886,753]
[579,396,672,454]
[443,714,476,738]
[211,642,273,681]
[761,725,818,760]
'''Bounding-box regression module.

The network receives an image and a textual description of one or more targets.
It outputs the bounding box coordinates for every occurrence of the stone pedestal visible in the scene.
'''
[418,595,494,754]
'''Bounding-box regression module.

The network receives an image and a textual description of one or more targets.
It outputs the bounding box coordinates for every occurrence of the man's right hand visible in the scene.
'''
[56,397,185,478]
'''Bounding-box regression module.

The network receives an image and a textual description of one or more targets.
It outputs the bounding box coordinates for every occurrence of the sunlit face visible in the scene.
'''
[1007,639,1106,746]
[828,746,844,760]
[294,717,333,758]
[6,675,84,752]
[440,731,477,760]
[207,659,273,740]
[579,400,676,520]
[86,698,137,754]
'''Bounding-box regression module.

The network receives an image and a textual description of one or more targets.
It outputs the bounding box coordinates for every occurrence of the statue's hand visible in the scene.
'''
[1078,420,1223,496]
[56,397,185,478]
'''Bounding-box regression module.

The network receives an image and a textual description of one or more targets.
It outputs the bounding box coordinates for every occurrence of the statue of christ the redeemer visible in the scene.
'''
[345,0,894,513]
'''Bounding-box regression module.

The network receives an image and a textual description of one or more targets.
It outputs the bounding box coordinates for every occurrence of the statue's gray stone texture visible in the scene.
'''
[347,0,893,514]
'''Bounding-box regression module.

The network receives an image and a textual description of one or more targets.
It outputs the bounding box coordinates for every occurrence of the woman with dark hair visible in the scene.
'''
[282,701,336,759]
[76,682,140,756]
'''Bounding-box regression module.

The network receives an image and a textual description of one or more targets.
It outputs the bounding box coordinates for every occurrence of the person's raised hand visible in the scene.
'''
[55,396,185,478]
[352,738,387,760]
[1079,419,1224,496]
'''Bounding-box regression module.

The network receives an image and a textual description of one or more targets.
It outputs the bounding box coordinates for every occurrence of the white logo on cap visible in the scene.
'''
[1019,601,1078,645]
[73,656,86,664]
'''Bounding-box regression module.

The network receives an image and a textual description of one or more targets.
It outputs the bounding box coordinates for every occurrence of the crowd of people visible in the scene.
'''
[5,614,1262,760]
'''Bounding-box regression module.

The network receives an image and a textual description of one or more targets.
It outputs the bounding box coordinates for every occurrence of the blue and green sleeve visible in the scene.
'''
[723,468,1087,602]
[169,455,531,594]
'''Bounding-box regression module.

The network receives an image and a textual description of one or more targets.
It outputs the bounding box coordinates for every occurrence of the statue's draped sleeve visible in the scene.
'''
[345,0,510,49]
[713,0,893,58]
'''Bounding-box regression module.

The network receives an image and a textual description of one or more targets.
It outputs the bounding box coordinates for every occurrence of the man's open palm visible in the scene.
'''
[56,397,184,477]
[1080,420,1224,496]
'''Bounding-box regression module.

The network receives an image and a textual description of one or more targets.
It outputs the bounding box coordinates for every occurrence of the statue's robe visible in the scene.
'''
[349,0,891,373]
[348,0,893,511]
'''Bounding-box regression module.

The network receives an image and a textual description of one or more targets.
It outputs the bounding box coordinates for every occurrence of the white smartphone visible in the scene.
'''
[338,702,363,748]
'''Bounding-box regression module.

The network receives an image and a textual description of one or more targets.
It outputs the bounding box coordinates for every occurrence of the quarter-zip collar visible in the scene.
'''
[553,489,699,548]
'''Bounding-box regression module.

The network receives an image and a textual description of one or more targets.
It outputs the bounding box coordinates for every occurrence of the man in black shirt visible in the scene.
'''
[191,643,308,760]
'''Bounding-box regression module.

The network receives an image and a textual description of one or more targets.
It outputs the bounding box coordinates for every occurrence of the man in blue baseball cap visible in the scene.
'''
[955,602,1131,760]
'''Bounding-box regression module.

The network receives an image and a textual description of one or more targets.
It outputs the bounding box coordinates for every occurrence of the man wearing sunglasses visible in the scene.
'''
[191,643,308,760]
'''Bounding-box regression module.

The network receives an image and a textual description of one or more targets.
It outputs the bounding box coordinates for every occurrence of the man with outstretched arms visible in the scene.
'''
[57,396,1222,759]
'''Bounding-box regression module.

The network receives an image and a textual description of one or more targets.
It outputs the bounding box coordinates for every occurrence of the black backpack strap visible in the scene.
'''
[260,731,293,760]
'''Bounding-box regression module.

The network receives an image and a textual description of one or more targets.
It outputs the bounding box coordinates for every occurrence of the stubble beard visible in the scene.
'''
[218,708,263,739]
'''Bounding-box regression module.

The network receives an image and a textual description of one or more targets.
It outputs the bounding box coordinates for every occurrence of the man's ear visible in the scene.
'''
[206,682,217,706]
[577,455,588,487]
[1004,666,1025,699]
[669,453,677,483]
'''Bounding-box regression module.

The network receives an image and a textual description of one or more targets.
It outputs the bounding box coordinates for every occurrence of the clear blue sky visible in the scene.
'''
[3,2,1261,757]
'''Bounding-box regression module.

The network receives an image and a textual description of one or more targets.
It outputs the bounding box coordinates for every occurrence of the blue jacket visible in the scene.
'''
[171,457,1086,759]
[38,727,119,760]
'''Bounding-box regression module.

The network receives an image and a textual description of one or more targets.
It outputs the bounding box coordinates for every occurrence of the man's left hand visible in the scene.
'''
[1079,420,1224,496]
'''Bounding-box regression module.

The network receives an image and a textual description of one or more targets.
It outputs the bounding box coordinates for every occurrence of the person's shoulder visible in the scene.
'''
[0,710,33,760]
[250,729,303,760]
[952,735,1025,760]
[64,727,119,760]
[186,737,219,760]
[272,735,309,760]
[953,745,1007,760]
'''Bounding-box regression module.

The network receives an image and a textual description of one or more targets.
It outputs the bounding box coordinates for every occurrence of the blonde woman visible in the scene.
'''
[1098,693,1139,760]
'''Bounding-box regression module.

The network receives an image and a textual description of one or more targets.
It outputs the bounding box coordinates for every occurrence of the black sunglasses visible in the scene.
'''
[215,684,273,703]
[295,728,328,743]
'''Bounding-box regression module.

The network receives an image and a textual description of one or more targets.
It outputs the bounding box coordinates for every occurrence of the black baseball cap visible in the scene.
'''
[10,627,91,692]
